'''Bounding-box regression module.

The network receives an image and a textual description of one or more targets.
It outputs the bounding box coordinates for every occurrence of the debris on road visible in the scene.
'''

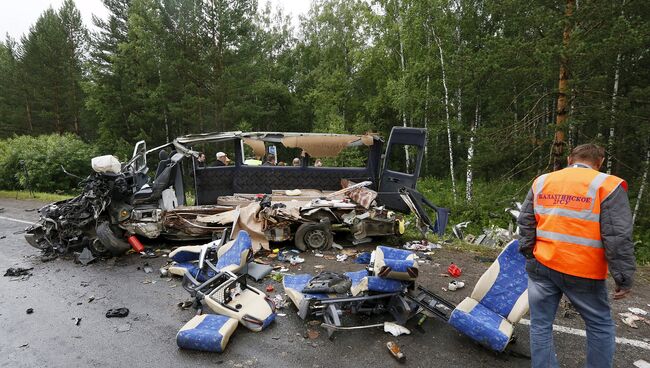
[447,263,462,277]
[26,308,34,314]
[383,322,410,337]
[619,312,650,329]
[177,300,193,310]
[403,240,441,251]
[306,329,320,339]
[447,280,465,291]
[4,267,33,277]
[386,341,406,363]
[106,308,129,318]
[73,317,82,326]
[634,360,650,368]
[116,323,131,333]
[628,307,648,316]
[76,248,95,266]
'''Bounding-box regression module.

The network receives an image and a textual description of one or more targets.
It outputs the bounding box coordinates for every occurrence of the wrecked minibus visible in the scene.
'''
[25,127,443,256]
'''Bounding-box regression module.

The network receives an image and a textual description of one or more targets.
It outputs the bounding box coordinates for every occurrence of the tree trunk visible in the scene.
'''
[466,100,479,201]
[432,28,457,202]
[633,147,650,225]
[396,0,410,172]
[607,52,621,174]
[552,0,575,171]
[424,75,430,173]
[24,99,33,132]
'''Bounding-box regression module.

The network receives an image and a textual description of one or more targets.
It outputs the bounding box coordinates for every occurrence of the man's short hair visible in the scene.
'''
[216,152,226,158]
[569,143,605,164]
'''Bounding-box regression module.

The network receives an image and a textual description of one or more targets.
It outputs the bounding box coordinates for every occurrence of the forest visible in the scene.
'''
[0,0,648,258]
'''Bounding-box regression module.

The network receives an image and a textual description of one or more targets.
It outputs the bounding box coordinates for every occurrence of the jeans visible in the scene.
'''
[526,259,615,368]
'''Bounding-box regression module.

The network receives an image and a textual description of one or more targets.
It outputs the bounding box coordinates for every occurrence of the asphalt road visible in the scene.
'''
[0,198,648,368]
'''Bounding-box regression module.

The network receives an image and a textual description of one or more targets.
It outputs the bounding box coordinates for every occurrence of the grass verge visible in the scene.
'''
[0,190,72,202]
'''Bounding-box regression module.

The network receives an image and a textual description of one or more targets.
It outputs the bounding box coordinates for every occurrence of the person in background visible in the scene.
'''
[517,143,635,368]
[214,152,230,167]
[262,153,276,166]
[292,158,301,166]
[314,159,323,167]
[196,152,206,168]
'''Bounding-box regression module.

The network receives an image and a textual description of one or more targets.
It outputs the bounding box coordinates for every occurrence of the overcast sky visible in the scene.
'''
[0,0,311,40]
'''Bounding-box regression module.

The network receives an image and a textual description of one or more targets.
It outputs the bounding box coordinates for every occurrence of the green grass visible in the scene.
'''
[0,190,73,202]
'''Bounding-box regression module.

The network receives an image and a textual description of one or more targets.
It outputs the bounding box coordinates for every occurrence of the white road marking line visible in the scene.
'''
[519,318,650,350]
[0,215,35,225]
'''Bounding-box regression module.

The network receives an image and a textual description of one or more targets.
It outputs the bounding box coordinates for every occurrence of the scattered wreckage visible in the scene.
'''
[163,229,529,356]
[18,127,534,358]
[25,128,447,257]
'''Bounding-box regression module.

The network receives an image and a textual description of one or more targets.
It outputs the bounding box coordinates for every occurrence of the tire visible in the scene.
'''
[96,221,131,256]
[294,222,333,251]
[89,237,111,257]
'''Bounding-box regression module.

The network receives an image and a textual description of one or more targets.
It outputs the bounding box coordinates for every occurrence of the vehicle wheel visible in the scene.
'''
[89,238,111,256]
[295,223,333,251]
[96,221,131,256]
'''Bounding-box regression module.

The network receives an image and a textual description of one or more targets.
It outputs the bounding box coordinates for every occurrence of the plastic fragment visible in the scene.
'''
[384,322,411,337]
[386,341,405,363]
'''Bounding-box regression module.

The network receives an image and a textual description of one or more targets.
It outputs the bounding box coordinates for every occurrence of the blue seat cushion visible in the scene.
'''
[216,231,252,271]
[282,274,329,300]
[448,299,512,352]
[346,270,405,295]
[478,240,528,317]
[376,246,413,260]
[176,314,238,353]
[171,262,216,282]
[169,245,203,263]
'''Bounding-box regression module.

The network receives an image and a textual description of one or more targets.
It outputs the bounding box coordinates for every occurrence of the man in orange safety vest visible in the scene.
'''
[518,143,635,368]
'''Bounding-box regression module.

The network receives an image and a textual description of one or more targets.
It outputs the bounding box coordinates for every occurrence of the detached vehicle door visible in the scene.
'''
[377,127,427,213]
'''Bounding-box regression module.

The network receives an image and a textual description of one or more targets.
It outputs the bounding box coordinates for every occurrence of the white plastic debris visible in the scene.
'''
[628,307,648,316]
[403,240,442,251]
[91,155,121,174]
[336,254,348,262]
[619,312,650,329]
[448,280,465,291]
[383,322,411,337]
[634,360,650,368]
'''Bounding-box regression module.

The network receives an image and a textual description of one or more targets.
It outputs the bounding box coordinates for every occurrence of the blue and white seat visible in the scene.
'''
[169,231,253,280]
[372,246,419,281]
[346,270,406,296]
[176,314,239,353]
[447,240,529,352]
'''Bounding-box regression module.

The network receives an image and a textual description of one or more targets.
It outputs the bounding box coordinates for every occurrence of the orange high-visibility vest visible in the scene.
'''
[532,165,627,279]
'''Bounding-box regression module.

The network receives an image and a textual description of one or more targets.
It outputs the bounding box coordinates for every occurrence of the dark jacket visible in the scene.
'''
[518,183,636,289]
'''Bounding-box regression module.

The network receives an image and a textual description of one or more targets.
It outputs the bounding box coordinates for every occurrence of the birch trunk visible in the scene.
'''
[633,148,650,225]
[552,0,575,171]
[424,75,430,173]
[432,29,457,202]
[607,52,621,174]
[466,101,478,201]
[396,0,410,172]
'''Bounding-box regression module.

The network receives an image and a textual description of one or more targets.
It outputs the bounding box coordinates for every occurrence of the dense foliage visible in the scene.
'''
[0,0,648,259]
[0,134,97,192]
